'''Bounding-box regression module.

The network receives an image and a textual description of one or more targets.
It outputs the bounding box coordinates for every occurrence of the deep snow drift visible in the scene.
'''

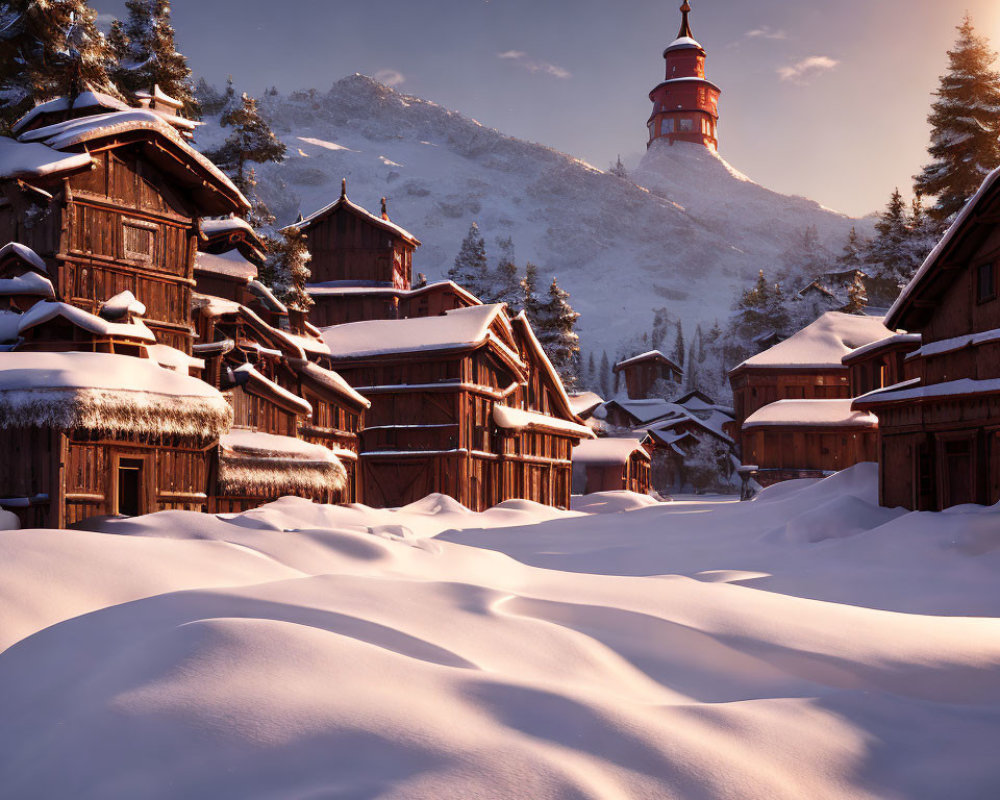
[197,75,870,355]
[1,464,998,798]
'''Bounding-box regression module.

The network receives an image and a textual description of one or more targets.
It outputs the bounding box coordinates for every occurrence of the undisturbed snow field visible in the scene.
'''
[1,463,999,799]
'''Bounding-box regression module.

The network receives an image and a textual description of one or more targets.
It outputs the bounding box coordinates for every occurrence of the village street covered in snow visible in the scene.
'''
[1,467,999,799]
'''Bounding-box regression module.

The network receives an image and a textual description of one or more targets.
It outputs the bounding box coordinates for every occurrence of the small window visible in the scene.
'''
[123,219,156,262]
[679,119,694,132]
[977,262,996,303]
[661,118,675,135]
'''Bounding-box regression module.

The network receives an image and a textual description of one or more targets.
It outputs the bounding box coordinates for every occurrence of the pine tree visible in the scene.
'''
[837,226,866,269]
[491,234,521,311]
[194,77,224,115]
[0,0,119,128]
[109,0,198,116]
[599,351,612,397]
[532,277,581,390]
[204,92,286,228]
[218,75,239,122]
[651,307,670,351]
[780,224,831,285]
[685,340,698,391]
[586,352,596,390]
[670,320,685,370]
[520,261,542,321]
[915,14,1000,222]
[262,226,313,312]
[844,272,868,314]
[867,188,914,286]
[609,155,628,179]
[448,222,490,297]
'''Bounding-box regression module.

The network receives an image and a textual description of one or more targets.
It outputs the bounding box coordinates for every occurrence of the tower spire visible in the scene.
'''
[678,1,693,39]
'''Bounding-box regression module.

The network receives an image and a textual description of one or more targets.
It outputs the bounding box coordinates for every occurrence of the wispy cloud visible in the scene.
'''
[778,56,839,83]
[374,69,406,88]
[498,50,571,80]
[745,26,788,40]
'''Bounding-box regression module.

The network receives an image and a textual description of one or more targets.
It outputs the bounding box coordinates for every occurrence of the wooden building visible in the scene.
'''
[647,1,721,151]
[854,168,1000,509]
[729,311,891,454]
[320,304,593,510]
[613,350,683,399]
[306,279,480,327]
[741,399,878,486]
[571,438,651,495]
[0,108,248,353]
[841,333,921,397]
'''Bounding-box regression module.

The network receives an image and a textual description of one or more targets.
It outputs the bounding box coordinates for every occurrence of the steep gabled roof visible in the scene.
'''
[510,311,589,427]
[613,349,683,374]
[887,167,1000,331]
[290,188,420,246]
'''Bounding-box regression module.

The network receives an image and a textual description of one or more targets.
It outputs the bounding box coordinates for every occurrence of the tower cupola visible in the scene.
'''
[647,1,721,151]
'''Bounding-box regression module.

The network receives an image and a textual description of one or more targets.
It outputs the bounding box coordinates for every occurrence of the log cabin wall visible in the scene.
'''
[742,425,878,486]
[305,207,413,288]
[57,150,199,353]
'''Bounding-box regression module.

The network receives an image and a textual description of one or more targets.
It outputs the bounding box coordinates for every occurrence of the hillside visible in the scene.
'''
[197,75,871,358]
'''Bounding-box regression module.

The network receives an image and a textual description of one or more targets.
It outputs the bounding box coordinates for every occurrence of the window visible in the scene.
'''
[977,262,996,303]
[123,219,157,262]
[661,118,675,135]
[679,119,694,132]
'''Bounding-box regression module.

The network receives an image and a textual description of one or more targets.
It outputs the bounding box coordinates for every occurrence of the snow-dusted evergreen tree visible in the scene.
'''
[585,352,596,390]
[609,155,628,179]
[843,272,868,314]
[780,225,832,286]
[837,226,867,270]
[717,270,791,369]
[650,307,670,351]
[906,193,940,272]
[684,437,734,492]
[491,234,521,311]
[448,222,490,298]
[217,76,239,122]
[533,277,580,390]
[262,226,313,312]
[867,189,915,287]
[194,77,224,115]
[109,0,197,115]
[670,320,685,370]
[0,0,119,128]
[204,92,286,229]
[598,351,612,397]
[684,340,698,391]
[915,14,1000,222]
[520,261,542,320]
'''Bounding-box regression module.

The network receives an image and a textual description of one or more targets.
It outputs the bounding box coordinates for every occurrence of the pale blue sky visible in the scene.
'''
[95,0,1000,216]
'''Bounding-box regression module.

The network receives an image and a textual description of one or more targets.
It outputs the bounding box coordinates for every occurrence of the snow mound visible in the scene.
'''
[3,463,999,797]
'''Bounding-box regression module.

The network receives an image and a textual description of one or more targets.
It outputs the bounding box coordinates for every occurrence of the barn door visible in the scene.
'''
[114,456,149,517]
[935,433,977,509]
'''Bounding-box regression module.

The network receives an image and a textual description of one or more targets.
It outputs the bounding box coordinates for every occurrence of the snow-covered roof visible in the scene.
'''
[11,91,131,135]
[305,280,479,308]
[567,391,604,417]
[248,279,287,313]
[735,312,892,371]
[613,349,682,372]
[0,351,231,439]
[233,362,313,416]
[17,111,248,211]
[841,333,921,365]
[136,85,183,109]
[147,343,205,373]
[854,376,1000,407]
[572,437,649,465]
[289,357,370,409]
[201,216,258,238]
[218,428,346,496]
[0,242,47,273]
[493,405,595,439]
[321,304,508,359]
[292,192,420,246]
[743,399,878,430]
[0,272,54,298]
[18,301,156,342]
[0,136,93,181]
[194,250,259,280]
[647,406,734,445]
[887,166,1000,330]
[665,35,703,52]
[603,398,683,425]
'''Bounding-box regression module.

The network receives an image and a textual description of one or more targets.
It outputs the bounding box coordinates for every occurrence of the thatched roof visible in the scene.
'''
[0,351,231,441]
[218,429,346,496]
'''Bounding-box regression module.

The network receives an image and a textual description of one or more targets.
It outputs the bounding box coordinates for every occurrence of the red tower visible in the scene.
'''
[647,1,721,151]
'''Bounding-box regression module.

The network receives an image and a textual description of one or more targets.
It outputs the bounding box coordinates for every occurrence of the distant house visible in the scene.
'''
[613,350,683,399]
[855,168,1000,509]
[572,438,651,495]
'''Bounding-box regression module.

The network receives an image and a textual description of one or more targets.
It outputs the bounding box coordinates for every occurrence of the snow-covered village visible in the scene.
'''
[1,0,1000,797]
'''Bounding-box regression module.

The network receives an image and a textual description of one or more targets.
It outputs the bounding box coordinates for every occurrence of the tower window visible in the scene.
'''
[679,119,694,132]
[661,118,675,134]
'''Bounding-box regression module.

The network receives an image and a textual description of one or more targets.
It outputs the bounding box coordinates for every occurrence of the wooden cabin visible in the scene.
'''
[741,399,878,486]
[728,312,891,453]
[841,333,921,397]
[294,182,419,289]
[0,242,56,313]
[320,304,593,511]
[571,438,651,495]
[0,349,230,528]
[854,168,1000,509]
[613,350,683,399]
[0,108,248,353]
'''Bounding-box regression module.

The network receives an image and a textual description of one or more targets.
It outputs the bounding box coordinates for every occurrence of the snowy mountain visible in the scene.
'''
[197,75,871,358]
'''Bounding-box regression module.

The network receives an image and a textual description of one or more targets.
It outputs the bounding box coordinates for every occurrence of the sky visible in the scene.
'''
[94,0,1000,217]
